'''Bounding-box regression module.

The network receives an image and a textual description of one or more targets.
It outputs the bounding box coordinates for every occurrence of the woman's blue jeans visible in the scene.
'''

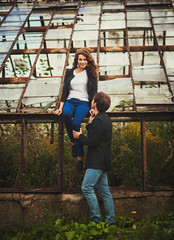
[62,98,90,157]
[82,169,115,224]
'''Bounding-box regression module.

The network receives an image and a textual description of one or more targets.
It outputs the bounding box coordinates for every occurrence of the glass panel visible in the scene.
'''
[74,15,99,31]
[100,52,129,66]
[153,17,174,24]
[165,31,174,45]
[9,7,32,15]
[154,24,174,31]
[45,29,72,40]
[14,33,43,49]
[101,13,125,21]
[52,14,75,26]
[0,26,21,31]
[2,22,24,27]
[0,54,6,65]
[109,95,133,112]
[135,85,173,104]
[78,6,101,14]
[102,1,124,10]
[74,24,98,31]
[77,15,99,25]
[127,11,150,19]
[132,65,166,82]
[0,31,19,40]
[0,6,12,12]
[127,20,151,28]
[101,21,125,30]
[98,78,133,94]
[163,52,174,75]
[100,30,124,47]
[99,52,129,75]
[144,52,161,65]
[0,85,24,100]
[73,30,98,40]
[151,9,174,17]
[3,15,27,22]
[0,42,12,53]
[28,12,53,27]
[36,54,66,77]
[24,82,60,97]
[22,97,57,106]
[22,77,61,106]
[170,82,174,92]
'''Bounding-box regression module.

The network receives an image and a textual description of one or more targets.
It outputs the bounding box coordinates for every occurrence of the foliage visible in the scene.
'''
[112,99,133,111]
[0,121,174,188]
[5,55,54,77]
[37,58,54,77]
[1,211,174,240]
[110,121,174,187]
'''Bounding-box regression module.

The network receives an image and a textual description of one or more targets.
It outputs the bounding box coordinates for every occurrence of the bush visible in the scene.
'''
[1,211,174,240]
[0,121,174,189]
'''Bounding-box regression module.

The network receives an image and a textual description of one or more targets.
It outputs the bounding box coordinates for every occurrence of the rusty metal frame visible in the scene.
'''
[147,0,174,102]
[141,117,147,191]
[0,111,174,193]
[96,1,103,81]
[124,0,136,111]
[8,45,174,55]
[55,0,82,109]
[0,2,36,73]
[0,4,14,26]
[16,9,56,111]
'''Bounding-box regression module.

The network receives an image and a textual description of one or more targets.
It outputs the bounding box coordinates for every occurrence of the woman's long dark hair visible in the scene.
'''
[73,48,98,77]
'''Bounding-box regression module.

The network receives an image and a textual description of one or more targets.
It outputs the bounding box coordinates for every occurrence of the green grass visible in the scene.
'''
[1,211,174,240]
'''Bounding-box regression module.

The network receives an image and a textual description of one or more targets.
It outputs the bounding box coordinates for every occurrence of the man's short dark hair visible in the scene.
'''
[93,92,111,112]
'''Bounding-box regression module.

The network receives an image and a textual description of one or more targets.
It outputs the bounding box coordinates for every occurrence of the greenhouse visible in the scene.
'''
[0,0,174,192]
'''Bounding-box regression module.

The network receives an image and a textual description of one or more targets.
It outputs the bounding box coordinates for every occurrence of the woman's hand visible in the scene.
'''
[54,108,62,115]
[73,128,82,139]
[54,102,64,115]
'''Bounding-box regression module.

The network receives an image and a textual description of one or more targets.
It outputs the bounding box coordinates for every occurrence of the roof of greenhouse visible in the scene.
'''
[0,0,174,114]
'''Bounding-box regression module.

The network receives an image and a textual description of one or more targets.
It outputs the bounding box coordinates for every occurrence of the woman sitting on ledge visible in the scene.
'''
[54,48,98,171]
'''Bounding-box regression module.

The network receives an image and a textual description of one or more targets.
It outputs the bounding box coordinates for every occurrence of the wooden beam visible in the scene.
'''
[10,45,174,55]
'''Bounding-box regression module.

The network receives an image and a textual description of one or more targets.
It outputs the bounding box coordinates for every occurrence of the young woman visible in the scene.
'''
[54,48,98,171]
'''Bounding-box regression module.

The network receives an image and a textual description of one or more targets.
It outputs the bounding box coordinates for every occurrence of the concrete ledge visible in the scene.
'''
[0,188,174,227]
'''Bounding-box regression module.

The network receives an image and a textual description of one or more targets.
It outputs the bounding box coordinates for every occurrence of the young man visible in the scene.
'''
[73,92,115,225]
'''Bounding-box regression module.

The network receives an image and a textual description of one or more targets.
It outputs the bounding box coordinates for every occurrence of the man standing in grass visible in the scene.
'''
[73,92,115,225]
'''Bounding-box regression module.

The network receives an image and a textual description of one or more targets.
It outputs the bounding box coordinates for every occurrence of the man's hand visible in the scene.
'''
[88,109,95,123]
[73,128,82,139]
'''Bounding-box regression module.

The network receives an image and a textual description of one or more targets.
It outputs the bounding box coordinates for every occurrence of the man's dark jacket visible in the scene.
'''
[79,112,112,171]
[61,68,97,104]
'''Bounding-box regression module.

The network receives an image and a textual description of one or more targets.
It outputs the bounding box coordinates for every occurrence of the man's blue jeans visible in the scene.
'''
[62,98,90,157]
[82,169,115,224]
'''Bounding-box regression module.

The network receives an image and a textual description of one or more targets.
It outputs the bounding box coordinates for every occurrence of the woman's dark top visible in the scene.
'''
[61,68,97,105]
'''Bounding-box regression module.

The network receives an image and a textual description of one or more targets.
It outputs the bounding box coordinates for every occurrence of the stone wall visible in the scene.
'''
[0,188,174,227]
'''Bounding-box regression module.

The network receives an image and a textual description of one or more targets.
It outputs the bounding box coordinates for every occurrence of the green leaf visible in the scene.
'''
[65,230,76,239]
